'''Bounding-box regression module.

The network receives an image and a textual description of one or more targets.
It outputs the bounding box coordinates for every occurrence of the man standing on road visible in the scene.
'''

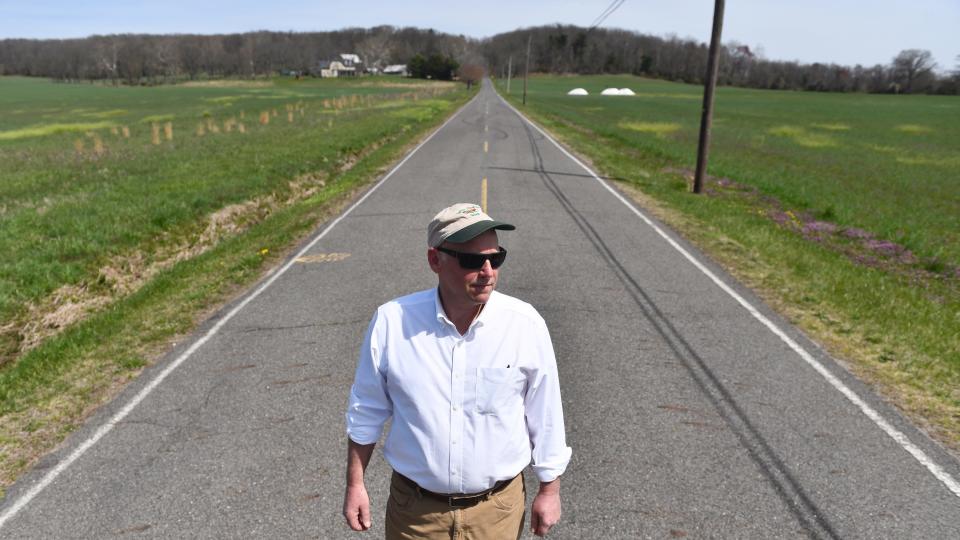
[343,203,572,539]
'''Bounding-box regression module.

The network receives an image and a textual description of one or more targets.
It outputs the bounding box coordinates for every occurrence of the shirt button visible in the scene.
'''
[452,405,458,411]
[452,440,458,445]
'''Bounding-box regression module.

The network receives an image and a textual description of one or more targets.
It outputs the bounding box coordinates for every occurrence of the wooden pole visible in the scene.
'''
[507,55,513,94]
[693,0,725,194]
[523,35,531,105]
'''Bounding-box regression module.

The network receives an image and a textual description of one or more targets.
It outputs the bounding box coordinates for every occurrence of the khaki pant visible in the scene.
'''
[385,472,526,540]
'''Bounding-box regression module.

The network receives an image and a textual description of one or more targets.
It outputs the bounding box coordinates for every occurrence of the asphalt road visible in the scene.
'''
[2,80,959,539]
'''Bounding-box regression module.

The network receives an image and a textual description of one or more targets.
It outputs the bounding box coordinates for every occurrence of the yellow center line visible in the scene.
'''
[481,177,488,212]
[484,140,488,153]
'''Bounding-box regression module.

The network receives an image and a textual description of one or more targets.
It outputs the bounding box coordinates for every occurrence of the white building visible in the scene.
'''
[317,53,363,78]
[339,54,361,67]
[383,64,408,76]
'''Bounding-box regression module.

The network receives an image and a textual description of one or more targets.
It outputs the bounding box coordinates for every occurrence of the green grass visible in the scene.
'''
[0,75,472,491]
[502,75,959,265]
[0,76,458,360]
[0,75,444,131]
[497,74,960,447]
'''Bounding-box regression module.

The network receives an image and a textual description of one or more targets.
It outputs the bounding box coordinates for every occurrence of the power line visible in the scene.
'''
[589,0,626,31]
[589,0,620,27]
[589,0,622,28]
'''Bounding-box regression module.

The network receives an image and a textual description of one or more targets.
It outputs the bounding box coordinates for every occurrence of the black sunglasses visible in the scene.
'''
[435,246,507,270]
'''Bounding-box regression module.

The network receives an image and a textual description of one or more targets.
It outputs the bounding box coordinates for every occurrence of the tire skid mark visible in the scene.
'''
[518,115,842,540]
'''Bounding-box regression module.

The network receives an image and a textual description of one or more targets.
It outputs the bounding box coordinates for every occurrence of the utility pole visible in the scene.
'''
[523,35,531,105]
[507,55,513,94]
[693,0,725,194]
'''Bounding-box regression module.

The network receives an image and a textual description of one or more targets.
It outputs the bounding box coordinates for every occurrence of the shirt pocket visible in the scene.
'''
[475,367,524,415]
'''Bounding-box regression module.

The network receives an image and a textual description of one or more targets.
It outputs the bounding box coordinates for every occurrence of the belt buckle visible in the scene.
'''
[448,495,476,508]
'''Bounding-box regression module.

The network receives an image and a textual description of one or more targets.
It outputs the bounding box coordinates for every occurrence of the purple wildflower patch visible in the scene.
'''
[865,239,906,257]
[770,211,792,226]
[852,254,879,268]
[804,221,838,234]
[842,227,873,240]
[669,164,960,288]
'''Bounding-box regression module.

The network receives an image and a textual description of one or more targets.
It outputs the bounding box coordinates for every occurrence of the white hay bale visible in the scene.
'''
[619,88,636,95]
[600,87,621,95]
[567,88,589,95]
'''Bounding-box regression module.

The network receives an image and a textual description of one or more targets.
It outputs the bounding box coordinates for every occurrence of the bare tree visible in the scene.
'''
[725,42,754,85]
[892,49,936,93]
[356,27,393,71]
[459,63,484,88]
[116,36,147,84]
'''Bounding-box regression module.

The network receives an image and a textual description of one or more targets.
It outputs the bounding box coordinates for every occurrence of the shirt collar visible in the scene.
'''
[433,288,449,327]
[433,287,494,332]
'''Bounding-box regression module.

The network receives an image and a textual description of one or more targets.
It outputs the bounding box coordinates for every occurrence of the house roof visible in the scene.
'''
[340,53,361,63]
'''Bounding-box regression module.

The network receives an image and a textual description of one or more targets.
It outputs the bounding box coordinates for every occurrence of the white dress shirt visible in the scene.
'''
[346,288,572,494]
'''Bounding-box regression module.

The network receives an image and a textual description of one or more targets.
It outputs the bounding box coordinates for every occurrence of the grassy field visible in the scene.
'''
[497,75,960,449]
[0,75,458,361]
[0,75,472,491]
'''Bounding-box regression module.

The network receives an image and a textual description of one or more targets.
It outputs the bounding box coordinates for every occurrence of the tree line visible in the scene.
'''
[482,25,957,95]
[0,26,480,84]
[408,53,461,81]
[1,24,956,95]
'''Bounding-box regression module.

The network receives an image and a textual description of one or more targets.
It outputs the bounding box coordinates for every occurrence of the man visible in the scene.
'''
[343,203,572,539]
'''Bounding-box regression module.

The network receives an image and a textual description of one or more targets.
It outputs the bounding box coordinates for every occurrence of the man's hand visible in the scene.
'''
[530,479,561,536]
[343,482,371,531]
[343,440,376,531]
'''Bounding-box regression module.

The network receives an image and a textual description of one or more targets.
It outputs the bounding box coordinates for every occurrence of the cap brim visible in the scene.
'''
[445,220,516,244]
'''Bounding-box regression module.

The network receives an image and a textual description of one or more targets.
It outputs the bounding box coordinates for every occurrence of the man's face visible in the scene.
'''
[428,230,500,308]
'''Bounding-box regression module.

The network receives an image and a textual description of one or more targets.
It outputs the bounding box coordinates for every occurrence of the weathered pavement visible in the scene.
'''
[2,80,958,538]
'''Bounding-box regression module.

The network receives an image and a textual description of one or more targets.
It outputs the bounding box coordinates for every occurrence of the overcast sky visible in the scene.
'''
[1,0,957,71]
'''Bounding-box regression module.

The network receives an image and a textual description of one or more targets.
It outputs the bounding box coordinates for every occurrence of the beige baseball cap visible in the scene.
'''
[427,203,515,247]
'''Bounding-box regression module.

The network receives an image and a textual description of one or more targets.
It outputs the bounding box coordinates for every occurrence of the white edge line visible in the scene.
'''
[0,92,479,529]
[495,93,960,499]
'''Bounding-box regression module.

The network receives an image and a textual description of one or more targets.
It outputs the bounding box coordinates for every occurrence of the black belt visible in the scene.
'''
[396,473,517,508]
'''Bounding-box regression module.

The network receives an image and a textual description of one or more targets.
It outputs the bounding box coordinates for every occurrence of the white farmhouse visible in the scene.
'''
[317,53,363,78]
